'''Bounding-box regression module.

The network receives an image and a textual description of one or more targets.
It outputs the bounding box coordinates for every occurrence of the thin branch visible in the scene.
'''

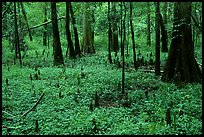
[2,111,16,118]
[191,15,202,32]
[2,16,65,38]
[21,92,45,117]
[2,2,12,18]
[30,16,65,30]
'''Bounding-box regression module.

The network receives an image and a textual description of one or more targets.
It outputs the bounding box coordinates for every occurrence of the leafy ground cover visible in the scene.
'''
[2,36,202,135]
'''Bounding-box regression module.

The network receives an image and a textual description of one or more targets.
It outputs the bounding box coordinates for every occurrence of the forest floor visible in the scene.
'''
[2,36,202,135]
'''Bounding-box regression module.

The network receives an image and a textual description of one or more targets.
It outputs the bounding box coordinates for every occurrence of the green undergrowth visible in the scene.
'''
[2,37,202,135]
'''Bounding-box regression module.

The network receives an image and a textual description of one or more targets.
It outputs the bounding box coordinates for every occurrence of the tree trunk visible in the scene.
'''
[111,2,119,54]
[161,2,201,84]
[43,5,47,46]
[147,2,151,46]
[65,2,75,58]
[121,2,126,94]
[20,2,32,41]
[14,2,22,67]
[159,13,168,52]
[91,5,96,54]
[163,2,168,25]
[130,2,137,70]
[120,3,123,57]
[70,2,81,57]
[51,2,64,66]
[108,2,112,64]
[82,2,95,54]
[155,2,160,76]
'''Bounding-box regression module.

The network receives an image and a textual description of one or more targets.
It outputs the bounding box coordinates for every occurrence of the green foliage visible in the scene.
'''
[2,2,202,135]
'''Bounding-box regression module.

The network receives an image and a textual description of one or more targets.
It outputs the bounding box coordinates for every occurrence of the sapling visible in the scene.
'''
[35,119,39,132]
[42,49,45,56]
[166,107,171,125]
[38,69,40,76]
[6,78,9,86]
[89,101,93,111]
[30,74,32,81]
[94,91,99,108]
[59,91,62,98]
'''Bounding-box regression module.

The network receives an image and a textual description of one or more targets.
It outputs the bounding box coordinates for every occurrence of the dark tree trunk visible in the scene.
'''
[155,2,160,76]
[147,2,151,46]
[66,2,75,58]
[70,2,81,57]
[108,2,112,64]
[161,2,201,84]
[20,2,32,41]
[122,2,127,94]
[163,2,168,25]
[111,2,119,54]
[14,2,22,67]
[130,2,137,70]
[43,5,47,46]
[120,3,123,57]
[51,2,64,66]
[91,6,96,54]
[159,13,168,52]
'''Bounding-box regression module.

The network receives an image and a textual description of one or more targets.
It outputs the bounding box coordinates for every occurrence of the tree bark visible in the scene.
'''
[121,2,125,94]
[161,2,201,83]
[147,2,151,46]
[70,2,81,57]
[111,2,119,54]
[43,5,47,46]
[108,2,112,64]
[155,2,160,76]
[65,2,75,58]
[163,2,168,25]
[130,2,137,70]
[159,13,168,52]
[20,2,32,41]
[14,2,22,67]
[51,2,64,66]
[82,2,95,54]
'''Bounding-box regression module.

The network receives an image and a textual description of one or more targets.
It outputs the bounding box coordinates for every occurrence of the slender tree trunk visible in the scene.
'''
[155,2,160,76]
[51,2,64,65]
[108,2,112,64]
[161,2,201,83]
[111,2,119,54]
[70,2,81,57]
[43,5,47,46]
[160,13,168,52]
[147,2,151,46]
[120,3,123,57]
[20,2,32,41]
[130,2,137,70]
[14,2,22,67]
[121,2,126,94]
[66,2,75,58]
[91,6,96,54]
[163,2,168,25]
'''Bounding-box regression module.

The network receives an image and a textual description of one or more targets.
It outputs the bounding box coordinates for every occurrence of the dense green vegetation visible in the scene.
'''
[2,2,202,135]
